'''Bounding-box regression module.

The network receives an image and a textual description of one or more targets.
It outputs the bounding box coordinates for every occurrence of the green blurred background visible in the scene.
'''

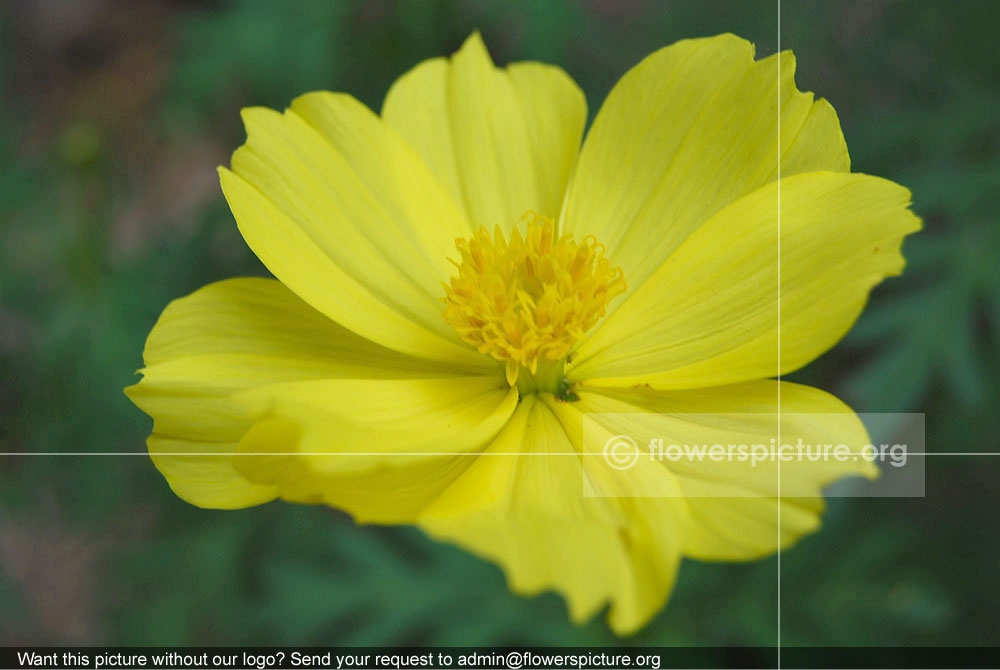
[1,0,997,649]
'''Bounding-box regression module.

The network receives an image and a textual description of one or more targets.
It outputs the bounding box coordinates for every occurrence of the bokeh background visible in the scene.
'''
[1,0,998,650]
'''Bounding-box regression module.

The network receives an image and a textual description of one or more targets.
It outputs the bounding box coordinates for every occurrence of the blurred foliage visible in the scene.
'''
[1,0,998,652]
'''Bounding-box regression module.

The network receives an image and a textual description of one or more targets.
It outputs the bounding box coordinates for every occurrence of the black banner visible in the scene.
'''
[2,646,998,670]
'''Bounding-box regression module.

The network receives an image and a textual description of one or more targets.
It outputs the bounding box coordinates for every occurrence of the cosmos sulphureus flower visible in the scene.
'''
[127,33,920,633]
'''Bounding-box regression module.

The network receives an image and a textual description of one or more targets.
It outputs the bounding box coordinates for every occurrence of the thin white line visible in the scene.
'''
[0,452,994,457]
[5,452,608,457]
[776,1,783,666]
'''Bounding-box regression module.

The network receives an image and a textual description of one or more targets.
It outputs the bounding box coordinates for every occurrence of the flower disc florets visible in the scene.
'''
[443,212,626,387]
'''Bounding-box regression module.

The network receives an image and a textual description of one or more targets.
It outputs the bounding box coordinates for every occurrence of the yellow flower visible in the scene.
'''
[126,33,920,633]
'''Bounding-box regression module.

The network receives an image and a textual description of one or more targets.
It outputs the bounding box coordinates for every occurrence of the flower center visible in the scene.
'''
[442,211,626,393]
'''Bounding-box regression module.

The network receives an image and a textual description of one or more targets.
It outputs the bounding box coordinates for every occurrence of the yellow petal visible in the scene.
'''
[571,172,921,388]
[574,380,876,561]
[145,436,274,510]
[223,91,486,366]
[220,374,517,523]
[561,34,849,304]
[382,32,586,229]
[233,376,518,477]
[125,277,457,509]
[239,421,475,523]
[419,397,687,635]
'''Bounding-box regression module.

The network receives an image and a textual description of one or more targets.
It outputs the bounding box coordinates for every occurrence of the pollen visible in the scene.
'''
[443,212,626,386]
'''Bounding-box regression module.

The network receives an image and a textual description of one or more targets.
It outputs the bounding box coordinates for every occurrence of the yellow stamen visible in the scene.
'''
[442,211,626,390]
